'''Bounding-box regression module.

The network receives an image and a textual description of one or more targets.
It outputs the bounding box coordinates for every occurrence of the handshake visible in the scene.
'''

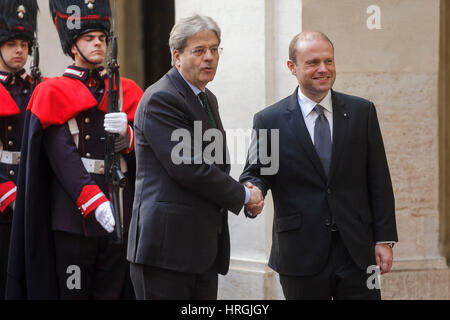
[245,182,264,217]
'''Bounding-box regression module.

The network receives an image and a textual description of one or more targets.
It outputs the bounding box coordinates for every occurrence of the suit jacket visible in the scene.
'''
[127,67,245,275]
[240,88,398,277]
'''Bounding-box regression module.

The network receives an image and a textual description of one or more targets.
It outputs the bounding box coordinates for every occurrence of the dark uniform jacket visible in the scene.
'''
[0,70,31,222]
[6,65,143,299]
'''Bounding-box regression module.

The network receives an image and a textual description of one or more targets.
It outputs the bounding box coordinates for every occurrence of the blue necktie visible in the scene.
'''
[314,104,332,176]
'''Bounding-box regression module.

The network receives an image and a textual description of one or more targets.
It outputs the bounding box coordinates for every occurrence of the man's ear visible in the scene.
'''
[173,50,182,68]
[71,43,77,58]
[287,60,297,76]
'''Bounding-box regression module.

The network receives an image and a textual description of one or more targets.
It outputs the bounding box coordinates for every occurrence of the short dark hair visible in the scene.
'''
[289,31,334,64]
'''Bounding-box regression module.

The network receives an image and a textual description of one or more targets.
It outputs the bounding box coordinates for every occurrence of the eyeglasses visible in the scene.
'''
[190,47,223,57]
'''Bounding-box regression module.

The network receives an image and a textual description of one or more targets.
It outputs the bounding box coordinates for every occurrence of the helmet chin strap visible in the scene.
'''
[74,42,99,67]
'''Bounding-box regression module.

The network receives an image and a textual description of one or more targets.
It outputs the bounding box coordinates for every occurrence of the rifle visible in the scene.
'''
[30,39,42,92]
[105,0,126,244]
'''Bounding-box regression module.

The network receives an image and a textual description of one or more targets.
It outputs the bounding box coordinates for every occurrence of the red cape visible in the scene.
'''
[0,83,21,116]
[28,76,143,129]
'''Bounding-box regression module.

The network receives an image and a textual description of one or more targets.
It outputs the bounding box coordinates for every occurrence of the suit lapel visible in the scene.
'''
[206,89,230,173]
[328,90,349,183]
[284,88,327,182]
[167,68,229,172]
[167,67,216,130]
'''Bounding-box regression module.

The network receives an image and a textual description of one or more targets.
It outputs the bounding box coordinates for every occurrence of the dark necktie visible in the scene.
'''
[198,92,218,129]
[314,104,332,176]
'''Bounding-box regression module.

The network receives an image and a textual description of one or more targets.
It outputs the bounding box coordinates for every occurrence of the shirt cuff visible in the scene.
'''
[244,186,250,204]
[376,241,396,248]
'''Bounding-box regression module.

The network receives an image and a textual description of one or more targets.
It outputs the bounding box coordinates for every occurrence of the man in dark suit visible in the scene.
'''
[240,31,398,300]
[127,15,263,300]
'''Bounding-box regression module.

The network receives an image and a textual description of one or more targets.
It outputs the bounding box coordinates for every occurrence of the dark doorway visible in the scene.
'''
[142,0,175,88]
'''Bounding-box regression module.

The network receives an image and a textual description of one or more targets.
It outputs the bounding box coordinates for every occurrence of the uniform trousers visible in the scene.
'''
[53,231,134,300]
[0,222,11,300]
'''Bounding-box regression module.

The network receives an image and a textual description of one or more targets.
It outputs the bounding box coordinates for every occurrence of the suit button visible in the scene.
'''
[8,141,13,147]
[325,219,332,227]
[86,153,92,158]
[7,126,13,132]
[327,188,332,195]
[85,135,91,141]
[23,89,28,94]
[9,170,15,176]
[85,118,90,124]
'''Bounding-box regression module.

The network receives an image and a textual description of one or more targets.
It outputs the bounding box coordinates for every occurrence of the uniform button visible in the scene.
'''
[85,118,91,124]
[86,153,92,158]
[23,89,28,94]
[8,141,13,147]
[9,170,15,176]
[85,135,91,141]
[7,126,13,132]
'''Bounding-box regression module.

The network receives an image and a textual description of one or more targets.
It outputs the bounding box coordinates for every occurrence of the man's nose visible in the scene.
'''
[203,49,214,60]
[317,62,327,72]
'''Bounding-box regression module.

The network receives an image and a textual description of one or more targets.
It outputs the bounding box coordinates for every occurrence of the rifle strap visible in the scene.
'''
[67,118,80,149]
[67,118,128,174]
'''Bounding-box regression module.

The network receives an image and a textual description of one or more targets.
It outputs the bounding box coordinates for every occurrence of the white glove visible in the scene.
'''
[95,202,116,233]
[104,112,128,137]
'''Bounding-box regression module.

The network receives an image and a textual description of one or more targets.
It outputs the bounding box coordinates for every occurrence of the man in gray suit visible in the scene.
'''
[127,15,263,300]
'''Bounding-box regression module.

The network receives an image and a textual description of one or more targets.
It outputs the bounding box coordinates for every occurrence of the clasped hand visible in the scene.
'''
[245,182,264,217]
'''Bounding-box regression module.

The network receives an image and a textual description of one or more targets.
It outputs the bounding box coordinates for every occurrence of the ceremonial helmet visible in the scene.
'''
[0,0,39,54]
[49,0,111,59]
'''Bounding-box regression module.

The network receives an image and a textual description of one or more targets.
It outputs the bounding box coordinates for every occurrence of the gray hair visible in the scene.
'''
[169,14,221,66]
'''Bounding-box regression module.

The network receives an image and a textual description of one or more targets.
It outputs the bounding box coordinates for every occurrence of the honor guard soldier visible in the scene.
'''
[0,0,38,300]
[6,0,143,300]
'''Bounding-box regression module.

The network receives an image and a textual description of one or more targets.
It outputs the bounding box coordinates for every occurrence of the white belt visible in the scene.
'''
[81,156,128,175]
[0,151,21,165]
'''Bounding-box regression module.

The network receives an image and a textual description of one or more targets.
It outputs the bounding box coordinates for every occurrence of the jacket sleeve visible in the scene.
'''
[239,113,275,196]
[141,90,245,214]
[0,174,16,212]
[43,123,108,217]
[367,103,398,242]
